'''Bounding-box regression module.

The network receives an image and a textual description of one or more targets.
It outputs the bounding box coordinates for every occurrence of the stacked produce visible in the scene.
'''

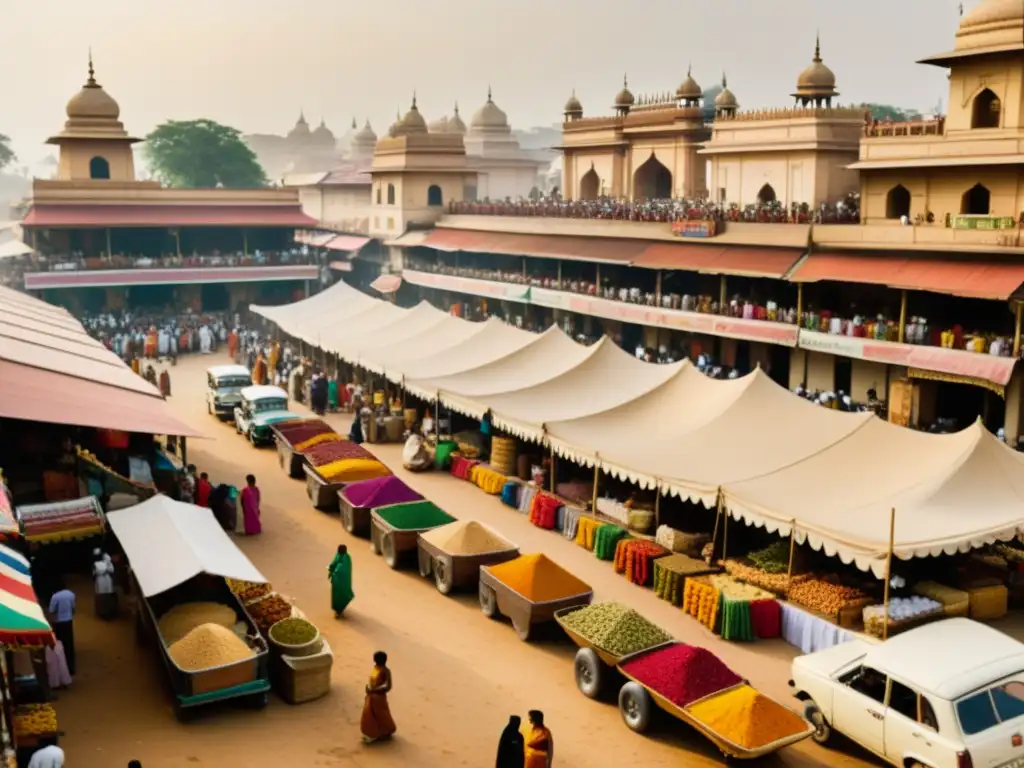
[168,623,256,671]
[994,543,1024,565]
[747,542,789,573]
[683,579,720,631]
[560,602,671,657]
[620,644,742,708]
[305,439,390,484]
[614,539,669,585]
[706,574,775,602]
[787,578,871,620]
[226,579,271,603]
[722,559,806,595]
[653,554,719,605]
[14,703,57,737]
[247,593,293,634]
[528,493,561,530]
[863,596,942,637]
[594,525,628,561]
[158,602,238,644]
[575,517,600,551]
[374,501,455,531]
[913,581,969,617]
[691,575,780,642]
[470,465,507,495]
[276,419,334,448]
[485,554,591,603]
[269,617,319,646]
[489,436,517,476]
[420,520,515,555]
[685,685,808,750]
[655,526,710,557]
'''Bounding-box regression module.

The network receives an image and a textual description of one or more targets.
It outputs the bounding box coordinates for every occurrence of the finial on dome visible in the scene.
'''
[814,32,821,62]
[687,62,692,77]
[351,117,357,129]
[411,90,417,109]
[623,73,628,89]
[487,85,493,102]
[87,48,96,86]
[454,101,460,114]
[722,72,728,88]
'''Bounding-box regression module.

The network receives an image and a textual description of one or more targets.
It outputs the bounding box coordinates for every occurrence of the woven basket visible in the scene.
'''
[964,581,1008,621]
[278,637,333,705]
[490,436,517,476]
[628,509,655,534]
[268,618,323,658]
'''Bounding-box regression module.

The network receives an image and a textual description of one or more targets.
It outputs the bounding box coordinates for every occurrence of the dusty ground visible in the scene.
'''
[54,353,883,768]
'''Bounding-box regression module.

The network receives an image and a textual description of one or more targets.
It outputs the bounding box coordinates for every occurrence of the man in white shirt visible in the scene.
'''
[48,584,77,675]
[27,742,64,768]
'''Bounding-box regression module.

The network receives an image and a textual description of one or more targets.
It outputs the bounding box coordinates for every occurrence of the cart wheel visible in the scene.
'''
[479,583,497,618]
[342,507,355,534]
[174,701,196,723]
[804,703,832,745]
[434,557,453,595]
[369,530,381,555]
[574,647,604,699]
[512,616,531,641]
[618,682,653,733]
[382,534,399,569]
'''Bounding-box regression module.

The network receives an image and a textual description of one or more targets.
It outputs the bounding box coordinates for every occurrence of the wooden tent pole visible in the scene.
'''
[785,520,797,598]
[882,507,896,640]
[654,487,661,528]
[711,491,723,560]
[549,446,557,493]
[590,460,599,518]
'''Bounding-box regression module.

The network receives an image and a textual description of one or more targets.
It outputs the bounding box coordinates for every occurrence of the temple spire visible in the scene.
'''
[87,48,96,86]
[814,32,821,62]
[487,85,493,102]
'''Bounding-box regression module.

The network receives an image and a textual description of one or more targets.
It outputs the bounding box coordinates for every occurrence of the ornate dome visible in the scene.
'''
[311,119,335,144]
[287,112,312,141]
[715,74,738,109]
[447,104,467,134]
[955,0,1024,51]
[398,95,428,135]
[564,90,583,115]
[428,116,450,133]
[471,88,509,130]
[66,56,120,120]
[675,65,702,100]
[614,75,635,108]
[354,120,377,144]
[794,35,838,97]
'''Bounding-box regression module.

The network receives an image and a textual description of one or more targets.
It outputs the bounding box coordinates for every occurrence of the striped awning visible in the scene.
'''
[0,545,54,647]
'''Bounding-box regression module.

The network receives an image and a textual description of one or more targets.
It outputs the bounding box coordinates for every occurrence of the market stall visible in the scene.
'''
[271,419,337,478]
[16,496,105,544]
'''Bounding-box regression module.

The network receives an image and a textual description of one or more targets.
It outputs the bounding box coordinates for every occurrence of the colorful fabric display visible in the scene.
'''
[450,455,479,481]
[500,481,520,509]
[575,517,600,551]
[594,524,627,561]
[528,493,560,530]
[614,539,669,586]
[749,599,782,639]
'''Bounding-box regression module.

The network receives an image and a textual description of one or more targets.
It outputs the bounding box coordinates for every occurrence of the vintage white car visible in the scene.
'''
[233,385,298,445]
[790,618,1024,768]
[205,364,252,419]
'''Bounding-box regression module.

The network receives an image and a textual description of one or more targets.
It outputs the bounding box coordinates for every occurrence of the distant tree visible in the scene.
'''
[143,119,267,188]
[0,134,15,172]
[861,104,922,122]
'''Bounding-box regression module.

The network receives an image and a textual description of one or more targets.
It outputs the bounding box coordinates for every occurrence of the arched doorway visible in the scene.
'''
[971,89,1001,129]
[757,183,776,203]
[633,154,672,200]
[89,156,110,179]
[427,184,443,206]
[885,184,911,219]
[579,168,599,201]
[961,184,990,215]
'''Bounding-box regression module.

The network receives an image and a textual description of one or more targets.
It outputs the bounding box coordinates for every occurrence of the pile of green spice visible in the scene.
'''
[374,500,456,531]
[561,601,671,656]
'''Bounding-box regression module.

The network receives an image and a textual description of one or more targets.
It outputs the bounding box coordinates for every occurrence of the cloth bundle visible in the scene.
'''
[470,466,507,495]
[528,493,561,530]
[594,525,628,561]
[682,579,720,632]
[575,517,600,551]
[749,599,782,639]
[517,484,537,515]
[500,481,520,509]
[561,506,581,540]
[450,455,479,481]
[614,539,668,585]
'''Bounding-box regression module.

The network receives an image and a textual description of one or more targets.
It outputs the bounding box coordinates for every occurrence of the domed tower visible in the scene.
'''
[792,34,838,107]
[311,118,336,149]
[447,103,467,135]
[393,94,428,137]
[428,115,450,133]
[714,73,739,118]
[675,65,702,108]
[563,90,583,122]
[287,111,313,144]
[470,88,511,134]
[613,75,635,116]
[46,53,141,182]
[350,119,378,164]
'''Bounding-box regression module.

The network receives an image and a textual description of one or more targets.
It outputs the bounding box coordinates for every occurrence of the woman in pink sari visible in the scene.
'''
[240,474,262,535]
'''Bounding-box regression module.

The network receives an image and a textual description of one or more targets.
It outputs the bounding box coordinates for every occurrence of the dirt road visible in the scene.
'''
[55,353,880,767]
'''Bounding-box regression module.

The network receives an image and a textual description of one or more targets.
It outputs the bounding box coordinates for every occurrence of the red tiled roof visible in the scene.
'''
[791,252,1024,300]
[323,235,371,252]
[633,243,803,278]
[422,228,647,263]
[22,204,318,228]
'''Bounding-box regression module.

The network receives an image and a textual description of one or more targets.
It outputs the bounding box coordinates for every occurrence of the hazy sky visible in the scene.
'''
[2,0,980,164]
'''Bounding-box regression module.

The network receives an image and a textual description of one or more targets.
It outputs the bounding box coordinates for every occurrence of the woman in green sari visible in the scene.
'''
[328,544,354,618]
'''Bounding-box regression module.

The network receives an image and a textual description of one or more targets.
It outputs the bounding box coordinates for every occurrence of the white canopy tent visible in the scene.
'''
[336,302,449,361]
[361,315,495,380]
[0,240,33,259]
[723,418,1024,577]
[108,495,266,597]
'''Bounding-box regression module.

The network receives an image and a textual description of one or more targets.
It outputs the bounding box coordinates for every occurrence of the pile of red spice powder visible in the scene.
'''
[620,643,742,707]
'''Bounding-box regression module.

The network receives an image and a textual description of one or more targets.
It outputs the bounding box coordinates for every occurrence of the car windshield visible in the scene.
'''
[217,376,250,389]
[958,679,1024,736]
[253,398,287,413]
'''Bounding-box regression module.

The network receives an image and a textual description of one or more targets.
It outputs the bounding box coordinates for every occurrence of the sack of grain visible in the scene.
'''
[168,623,256,671]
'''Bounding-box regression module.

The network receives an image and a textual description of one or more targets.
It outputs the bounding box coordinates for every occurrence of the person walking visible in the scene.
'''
[328,544,354,618]
[240,474,262,535]
[496,715,525,767]
[26,742,64,768]
[524,710,553,767]
[360,651,396,743]
[196,472,213,508]
[47,583,76,676]
[92,549,117,619]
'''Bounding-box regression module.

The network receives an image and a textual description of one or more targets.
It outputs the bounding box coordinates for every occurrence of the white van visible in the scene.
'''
[206,365,252,419]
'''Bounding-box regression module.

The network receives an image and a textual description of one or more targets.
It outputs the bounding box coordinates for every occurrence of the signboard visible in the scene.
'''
[798,330,1017,386]
[950,215,1018,231]
[888,378,914,427]
[671,220,717,238]
[400,270,531,303]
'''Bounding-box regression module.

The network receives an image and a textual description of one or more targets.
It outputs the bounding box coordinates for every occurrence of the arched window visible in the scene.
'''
[961,183,990,215]
[971,89,1001,129]
[757,183,776,204]
[376,187,382,205]
[386,183,395,205]
[885,184,911,220]
[579,169,600,201]
[427,184,443,206]
[89,156,111,180]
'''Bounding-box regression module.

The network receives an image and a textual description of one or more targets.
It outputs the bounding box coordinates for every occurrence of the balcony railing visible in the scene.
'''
[22,251,318,273]
[863,118,945,137]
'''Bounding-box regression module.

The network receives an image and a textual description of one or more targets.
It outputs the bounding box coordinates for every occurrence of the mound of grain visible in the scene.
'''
[158,602,237,645]
[168,623,256,671]
[420,520,514,555]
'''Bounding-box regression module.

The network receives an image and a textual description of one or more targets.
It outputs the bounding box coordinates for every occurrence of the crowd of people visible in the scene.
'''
[31,248,317,273]
[449,193,861,225]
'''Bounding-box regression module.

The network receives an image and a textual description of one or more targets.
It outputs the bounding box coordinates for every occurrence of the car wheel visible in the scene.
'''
[249,429,258,446]
[618,682,652,733]
[574,647,603,699]
[804,703,832,746]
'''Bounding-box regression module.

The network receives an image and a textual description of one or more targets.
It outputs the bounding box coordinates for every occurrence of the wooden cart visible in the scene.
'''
[304,464,344,511]
[271,428,305,479]
[553,605,672,699]
[369,512,450,569]
[478,568,592,642]
[417,538,519,595]
[338,491,372,537]
[614,645,813,759]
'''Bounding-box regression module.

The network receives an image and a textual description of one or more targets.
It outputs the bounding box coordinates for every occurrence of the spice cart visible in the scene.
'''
[338,477,423,537]
[615,642,814,759]
[302,440,390,511]
[416,521,519,595]
[479,554,593,641]
[271,419,336,479]
[370,501,456,569]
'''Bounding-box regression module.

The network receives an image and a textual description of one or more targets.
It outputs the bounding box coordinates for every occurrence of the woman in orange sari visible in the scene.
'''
[252,353,267,385]
[524,710,553,767]
[360,651,396,743]
[227,329,239,361]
